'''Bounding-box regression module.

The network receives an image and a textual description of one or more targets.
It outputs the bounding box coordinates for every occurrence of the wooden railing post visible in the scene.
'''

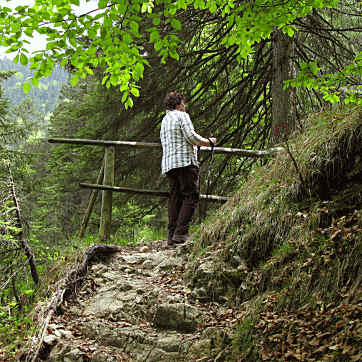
[79,161,104,238]
[99,146,115,241]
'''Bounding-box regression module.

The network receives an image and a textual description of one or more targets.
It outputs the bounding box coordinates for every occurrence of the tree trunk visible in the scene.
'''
[7,163,39,285]
[272,29,296,143]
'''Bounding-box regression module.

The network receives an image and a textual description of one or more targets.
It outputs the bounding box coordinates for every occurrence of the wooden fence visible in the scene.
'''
[48,138,282,240]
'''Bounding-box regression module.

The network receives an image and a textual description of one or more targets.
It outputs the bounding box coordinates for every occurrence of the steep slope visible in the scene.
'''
[185,105,361,360]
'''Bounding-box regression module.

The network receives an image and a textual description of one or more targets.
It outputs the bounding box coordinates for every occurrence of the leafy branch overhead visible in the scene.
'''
[1,0,356,108]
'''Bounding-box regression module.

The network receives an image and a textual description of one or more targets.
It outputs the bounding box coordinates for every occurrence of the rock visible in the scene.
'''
[156,257,182,271]
[79,320,148,348]
[53,329,62,337]
[135,347,180,362]
[191,287,208,300]
[81,286,146,322]
[47,343,66,362]
[139,245,150,253]
[94,277,104,285]
[237,263,248,272]
[64,348,84,361]
[187,327,231,360]
[197,261,215,278]
[44,334,58,345]
[122,254,146,265]
[201,327,230,348]
[91,351,119,362]
[90,264,108,274]
[59,329,73,339]
[142,259,154,269]
[188,339,212,357]
[165,295,184,303]
[103,271,119,280]
[185,255,245,302]
[153,303,202,332]
[48,342,85,362]
[176,241,194,256]
[156,334,183,352]
[42,245,235,362]
[232,255,248,268]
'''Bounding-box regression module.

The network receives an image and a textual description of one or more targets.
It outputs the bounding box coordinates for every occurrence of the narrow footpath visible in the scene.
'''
[40,241,237,361]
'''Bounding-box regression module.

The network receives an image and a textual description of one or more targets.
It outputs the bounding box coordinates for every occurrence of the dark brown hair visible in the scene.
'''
[164,91,184,110]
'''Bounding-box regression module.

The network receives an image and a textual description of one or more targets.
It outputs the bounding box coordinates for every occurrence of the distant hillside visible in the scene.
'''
[0,57,68,114]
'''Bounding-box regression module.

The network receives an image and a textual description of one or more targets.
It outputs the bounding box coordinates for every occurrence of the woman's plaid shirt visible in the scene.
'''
[160,110,204,174]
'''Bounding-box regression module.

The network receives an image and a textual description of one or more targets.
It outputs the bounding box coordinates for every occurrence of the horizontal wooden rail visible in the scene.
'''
[49,137,283,239]
[49,138,283,158]
[79,183,230,203]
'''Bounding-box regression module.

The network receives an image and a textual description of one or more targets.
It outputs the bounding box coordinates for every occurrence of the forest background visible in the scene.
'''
[0,0,361,357]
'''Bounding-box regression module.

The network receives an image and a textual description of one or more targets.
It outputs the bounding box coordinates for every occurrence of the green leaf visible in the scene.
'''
[23,81,31,94]
[141,3,148,13]
[84,66,94,75]
[153,16,161,26]
[169,49,180,60]
[125,97,134,109]
[170,18,182,30]
[72,74,79,86]
[154,41,163,51]
[20,53,28,66]
[150,31,159,42]
[141,1,154,14]
[131,87,139,97]
[32,77,39,87]
[208,1,217,13]
[98,0,108,9]
[129,21,139,37]
[122,32,133,44]
[24,28,33,37]
[121,90,128,102]
[134,62,144,80]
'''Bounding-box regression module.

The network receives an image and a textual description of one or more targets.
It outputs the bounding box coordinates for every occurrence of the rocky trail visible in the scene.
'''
[39,241,238,361]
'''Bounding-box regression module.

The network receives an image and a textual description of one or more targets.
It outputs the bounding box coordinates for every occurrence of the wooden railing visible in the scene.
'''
[48,138,282,240]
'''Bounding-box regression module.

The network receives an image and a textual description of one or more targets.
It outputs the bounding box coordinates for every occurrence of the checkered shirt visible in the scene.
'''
[160,110,204,174]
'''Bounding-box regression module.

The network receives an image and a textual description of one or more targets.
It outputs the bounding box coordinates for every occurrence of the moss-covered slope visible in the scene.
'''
[185,105,361,360]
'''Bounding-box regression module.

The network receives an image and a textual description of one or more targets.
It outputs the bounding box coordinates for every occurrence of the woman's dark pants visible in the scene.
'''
[166,165,200,243]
